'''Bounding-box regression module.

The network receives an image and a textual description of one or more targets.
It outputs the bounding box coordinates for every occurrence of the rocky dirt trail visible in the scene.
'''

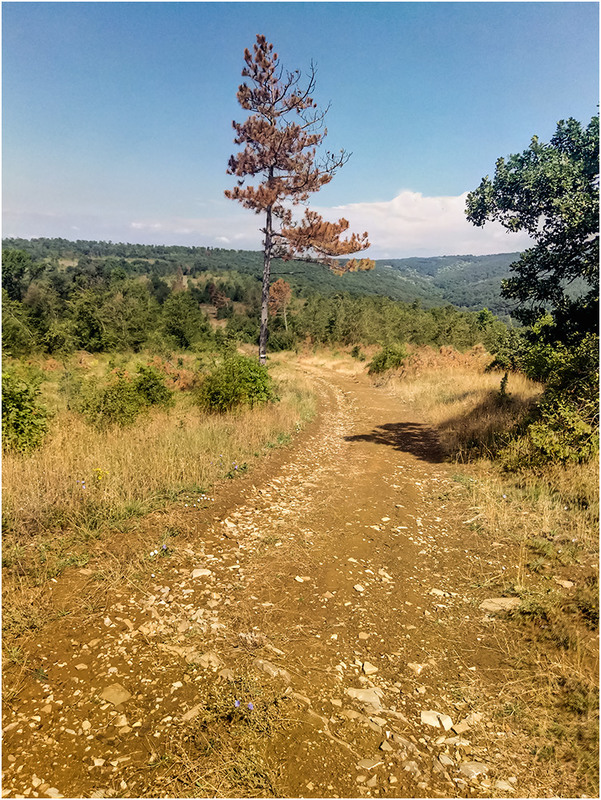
[3,362,534,798]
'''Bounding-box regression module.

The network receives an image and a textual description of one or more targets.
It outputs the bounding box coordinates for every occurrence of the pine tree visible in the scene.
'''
[226,35,373,363]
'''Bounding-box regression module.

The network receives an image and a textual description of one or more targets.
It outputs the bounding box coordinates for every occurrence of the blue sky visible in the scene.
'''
[3,1,599,258]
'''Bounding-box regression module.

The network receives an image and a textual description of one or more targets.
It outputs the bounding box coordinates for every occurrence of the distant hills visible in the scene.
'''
[2,237,522,318]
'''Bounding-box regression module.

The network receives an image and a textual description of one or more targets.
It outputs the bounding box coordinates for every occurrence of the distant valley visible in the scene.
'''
[3,237,522,317]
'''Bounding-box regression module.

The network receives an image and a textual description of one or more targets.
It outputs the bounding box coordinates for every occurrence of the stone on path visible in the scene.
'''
[479,597,520,613]
[182,704,202,722]
[99,683,132,706]
[494,779,516,793]
[362,661,378,676]
[420,709,454,729]
[191,568,212,579]
[553,577,574,589]
[459,761,490,779]
[198,651,224,670]
[346,687,383,710]
[420,710,441,727]
[354,584,365,593]
[253,657,291,683]
[356,758,382,771]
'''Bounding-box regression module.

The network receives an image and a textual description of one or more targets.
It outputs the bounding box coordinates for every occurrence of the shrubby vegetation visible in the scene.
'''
[195,355,276,413]
[1,242,514,360]
[367,344,408,375]
[2,372,49,453]
[77,365,174,429]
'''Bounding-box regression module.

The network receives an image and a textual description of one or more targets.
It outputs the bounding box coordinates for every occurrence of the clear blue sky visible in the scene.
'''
[3,1,599,257]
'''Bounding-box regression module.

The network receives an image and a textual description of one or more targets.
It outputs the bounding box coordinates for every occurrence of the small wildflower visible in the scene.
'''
[247,702,254,710]
[162,544,167,550]
[234,699,240,708]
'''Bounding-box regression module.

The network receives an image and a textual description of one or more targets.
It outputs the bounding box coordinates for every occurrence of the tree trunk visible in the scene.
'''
[259,206,273,365]
[283,304,288,332]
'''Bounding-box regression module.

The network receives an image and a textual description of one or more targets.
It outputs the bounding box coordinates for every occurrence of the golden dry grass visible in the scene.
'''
[388,353,543,458]
[3,357,315,540]
[384,347,598,795]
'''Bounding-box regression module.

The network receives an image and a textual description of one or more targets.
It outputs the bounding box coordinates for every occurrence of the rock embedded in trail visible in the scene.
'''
[420,709,454,730]
[356,758,383,771]
[479,597,521,613]
[253,657,291,683]
[494,779,516,792]
[99,684,131,706]
[198,651,224,670]
[191,568,212,579]
[459,761,491,779]
[346,687,383,710]
[362,661,378,676]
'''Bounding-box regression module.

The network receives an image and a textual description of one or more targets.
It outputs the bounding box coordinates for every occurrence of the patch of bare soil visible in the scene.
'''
[0,363,587,798]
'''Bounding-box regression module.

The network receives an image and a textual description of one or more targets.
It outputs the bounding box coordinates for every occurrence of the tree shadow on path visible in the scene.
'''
[345,422,445,464]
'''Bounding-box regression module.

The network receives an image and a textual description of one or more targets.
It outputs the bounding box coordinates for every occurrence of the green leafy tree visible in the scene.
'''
[466,115,599,341]
[2,249,38,301]
[226,34,373,363]
[161,292,212,350]
[2,290,37,356]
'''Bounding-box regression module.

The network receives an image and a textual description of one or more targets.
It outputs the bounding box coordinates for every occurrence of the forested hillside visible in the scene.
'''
[2,237,521,316]
[2,238,513,359]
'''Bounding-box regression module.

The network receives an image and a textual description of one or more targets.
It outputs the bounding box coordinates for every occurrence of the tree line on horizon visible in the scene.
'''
[1,243,511,358]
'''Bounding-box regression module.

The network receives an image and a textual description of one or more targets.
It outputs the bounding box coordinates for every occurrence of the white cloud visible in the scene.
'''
[318,190,533,259]
[4,190,533,258]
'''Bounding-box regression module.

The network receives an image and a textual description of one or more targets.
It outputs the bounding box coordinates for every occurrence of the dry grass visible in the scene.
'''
[3,356,315,542]
[387,347,543,459]
[385,347,598,796]
[1,352,317,653]
[138,672,291,798]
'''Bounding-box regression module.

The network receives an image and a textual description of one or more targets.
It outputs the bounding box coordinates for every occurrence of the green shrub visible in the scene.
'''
[78,364,175,429]
[2,372,49,453]
[351,345,366,361]
[134,364,174,408]
[368,344,407,375]
[78,371,145,429]
[196,355,276,413]
[268,330,297,352]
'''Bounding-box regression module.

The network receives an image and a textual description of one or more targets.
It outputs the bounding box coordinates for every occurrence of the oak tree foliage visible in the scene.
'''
[226,34,373,361]
[466,115,599,342]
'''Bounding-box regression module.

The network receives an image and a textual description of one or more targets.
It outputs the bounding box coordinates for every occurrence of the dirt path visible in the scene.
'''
[3,362,531,798]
